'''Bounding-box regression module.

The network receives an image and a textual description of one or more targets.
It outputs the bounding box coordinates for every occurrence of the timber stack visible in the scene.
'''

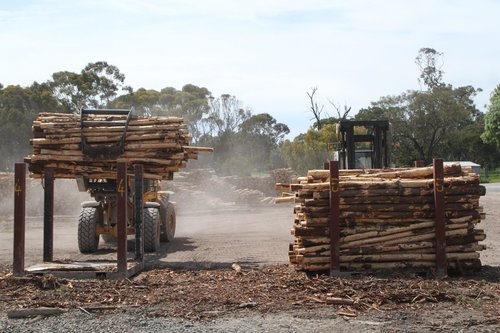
[276,164,487,272]
[24,112,213,180]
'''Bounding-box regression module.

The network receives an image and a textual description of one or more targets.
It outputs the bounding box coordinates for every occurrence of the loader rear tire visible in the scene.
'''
[78,207,100,253]
[160,202,176,242]
[144,207,160,252]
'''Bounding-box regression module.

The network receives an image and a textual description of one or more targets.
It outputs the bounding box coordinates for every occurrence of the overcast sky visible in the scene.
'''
[1,0,499,137]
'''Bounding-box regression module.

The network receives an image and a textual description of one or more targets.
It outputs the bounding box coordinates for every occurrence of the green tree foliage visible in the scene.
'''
[51,61,125,112]
[110,84,211,142]
[240,113,289,144]
[111,88,160,115]
[449,112,500,169]
[3,61,293,174]
[356,48,482,166]
[113,87,287,175]
[206,94,251,136]
[0,82,61,170]
[197,112,289,175]
[481,85,500,148]
[281,124,336,174]
[157,84,211,142]
[239,113,290,171]
[415,48,444,89]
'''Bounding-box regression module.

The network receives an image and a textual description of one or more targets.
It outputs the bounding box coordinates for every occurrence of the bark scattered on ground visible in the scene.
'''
[1,264,498,321]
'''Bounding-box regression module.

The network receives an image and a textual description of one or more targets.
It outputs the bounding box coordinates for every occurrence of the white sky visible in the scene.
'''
[1,0,499,138]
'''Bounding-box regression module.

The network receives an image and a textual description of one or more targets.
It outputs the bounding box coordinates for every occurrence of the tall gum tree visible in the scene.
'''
[50,61,126,113]
[356,48,481,166]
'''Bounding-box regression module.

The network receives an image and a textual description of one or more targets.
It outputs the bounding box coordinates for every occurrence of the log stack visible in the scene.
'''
[277,164,487,272]
[24,112,213,180]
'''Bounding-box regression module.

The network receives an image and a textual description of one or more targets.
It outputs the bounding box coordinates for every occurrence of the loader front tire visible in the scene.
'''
[144,207,160,252]
[78,207,100,253]
[160,202,176,243]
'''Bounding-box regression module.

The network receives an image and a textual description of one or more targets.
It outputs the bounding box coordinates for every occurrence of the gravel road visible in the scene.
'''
[0,308,384,333]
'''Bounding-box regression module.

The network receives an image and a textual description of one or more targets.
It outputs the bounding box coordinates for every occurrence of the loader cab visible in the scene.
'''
[334,120,391,170]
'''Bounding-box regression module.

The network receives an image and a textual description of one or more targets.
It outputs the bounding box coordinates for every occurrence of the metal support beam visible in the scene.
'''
[13,163,26,276]
[117,162,128,275]
[134,164,144,262]
[383,129,390,168]
[433,158,447,275]
[374,126,382,168]
[345,127,355,169]
[43,168,54,262]
[341,131,347,169]
[329,160,341,275]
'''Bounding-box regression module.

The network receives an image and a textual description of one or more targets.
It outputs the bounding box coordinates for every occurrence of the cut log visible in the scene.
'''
[7,307,65,319]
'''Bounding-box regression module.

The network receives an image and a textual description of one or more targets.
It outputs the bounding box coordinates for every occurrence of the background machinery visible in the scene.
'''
[333,120,391,169]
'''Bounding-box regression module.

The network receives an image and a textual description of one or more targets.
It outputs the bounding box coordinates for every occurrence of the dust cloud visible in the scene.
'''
[163,168,293,234]
[0,168,291,223]
[0,175,89,219]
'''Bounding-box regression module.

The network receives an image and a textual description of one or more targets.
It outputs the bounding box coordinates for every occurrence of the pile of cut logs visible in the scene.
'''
[25,113,212,180]
[276,164,486,272]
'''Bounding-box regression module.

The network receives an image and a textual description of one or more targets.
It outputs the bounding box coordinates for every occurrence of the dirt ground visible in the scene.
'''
[474,183,500,267]
[0,183,498,268]
[0,181,499,332]
[0,204,293,268]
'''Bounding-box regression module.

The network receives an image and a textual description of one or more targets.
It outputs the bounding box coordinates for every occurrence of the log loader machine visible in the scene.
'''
[332,120,391,169]
[76,108,176,253]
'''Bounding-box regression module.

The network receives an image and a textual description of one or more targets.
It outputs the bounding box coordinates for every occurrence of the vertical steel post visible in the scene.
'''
[43,168,54,262]
[346,126,355,169]
[329,160,341,274]
[383,128,390,168]
[341,130,347,169]
[117,162,128,275]
[134,164,144,262]
[433,158,447,275]
[374,126,382,168]
[13,163,26,276]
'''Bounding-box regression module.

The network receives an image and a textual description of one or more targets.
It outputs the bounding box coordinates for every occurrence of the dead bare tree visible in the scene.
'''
[328,99,352,120]
[307,87,324,129]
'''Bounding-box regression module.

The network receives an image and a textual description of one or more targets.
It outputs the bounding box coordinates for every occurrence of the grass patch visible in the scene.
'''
[480,168,500,183]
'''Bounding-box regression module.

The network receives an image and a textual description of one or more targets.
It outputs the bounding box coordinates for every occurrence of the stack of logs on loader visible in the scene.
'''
[276,164,487,272]
[25,112,212,179]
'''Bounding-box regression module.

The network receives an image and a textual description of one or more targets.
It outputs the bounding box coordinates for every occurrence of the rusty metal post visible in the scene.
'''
[433,158,447,275]
[13,163,26,276]
[134,164,144,262]
[43,168,54,262]
[329,160,341,275]
[117,162,128,275]
[415,160,425,168]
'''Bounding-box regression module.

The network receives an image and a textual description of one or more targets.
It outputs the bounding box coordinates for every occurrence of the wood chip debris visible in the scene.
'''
[0,265,498,320]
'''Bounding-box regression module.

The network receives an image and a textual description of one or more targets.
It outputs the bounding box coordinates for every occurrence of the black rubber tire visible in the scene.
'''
[78,207,100,253]
[160,202,176,242]
[144,207,160,252]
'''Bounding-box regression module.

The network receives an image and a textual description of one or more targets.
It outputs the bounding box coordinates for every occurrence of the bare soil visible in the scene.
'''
[0,181,499,332]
